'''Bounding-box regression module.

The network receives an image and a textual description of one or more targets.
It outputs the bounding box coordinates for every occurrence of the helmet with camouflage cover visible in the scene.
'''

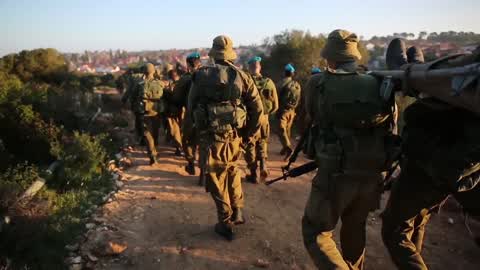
[321,29,362,62]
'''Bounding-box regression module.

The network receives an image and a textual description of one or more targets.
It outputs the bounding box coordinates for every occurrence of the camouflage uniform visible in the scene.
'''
[244,71,278,182]
[302,30,394,270]
[276,72,301,157]
[188,35,263,240]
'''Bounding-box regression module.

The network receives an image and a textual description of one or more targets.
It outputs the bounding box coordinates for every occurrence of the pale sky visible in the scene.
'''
[1,0,479,56]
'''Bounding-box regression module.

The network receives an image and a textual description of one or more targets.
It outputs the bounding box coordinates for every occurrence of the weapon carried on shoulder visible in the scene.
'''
[370,40,480,116]
[265,161,317,186]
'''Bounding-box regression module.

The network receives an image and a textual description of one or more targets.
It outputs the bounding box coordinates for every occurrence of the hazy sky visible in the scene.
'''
[1,0,479,56]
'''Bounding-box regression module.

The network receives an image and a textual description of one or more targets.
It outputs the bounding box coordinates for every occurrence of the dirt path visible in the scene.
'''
[89,138,480,270]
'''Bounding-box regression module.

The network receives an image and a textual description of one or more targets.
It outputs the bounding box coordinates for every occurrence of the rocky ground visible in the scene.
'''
[67,135,480,270]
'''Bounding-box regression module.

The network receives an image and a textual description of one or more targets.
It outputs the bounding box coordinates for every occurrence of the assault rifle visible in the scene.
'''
[265,161,318,186]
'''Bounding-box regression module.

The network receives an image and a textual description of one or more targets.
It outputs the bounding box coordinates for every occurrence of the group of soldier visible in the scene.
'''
[121,31,480,270]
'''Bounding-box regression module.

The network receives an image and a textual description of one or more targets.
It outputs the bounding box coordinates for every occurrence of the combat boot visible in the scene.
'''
[149,155,158,165]
[185,161,196,175]
[231,208,245,225]
[259,158,269,182]
[214,222,234,241]
[246,167,258,184]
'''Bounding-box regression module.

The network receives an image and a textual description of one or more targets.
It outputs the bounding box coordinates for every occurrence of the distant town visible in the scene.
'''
[64,31,480,74]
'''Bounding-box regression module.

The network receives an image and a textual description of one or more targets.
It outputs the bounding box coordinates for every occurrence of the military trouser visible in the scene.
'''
[134,113,144,140]
[205,131,244,225]
[143,115,160,158]
[302,169,381,270]
[182,113,197,164]
[244,114,269,170]
[381,162,449,270]
[166,115,182,148]
[277,109,296,150]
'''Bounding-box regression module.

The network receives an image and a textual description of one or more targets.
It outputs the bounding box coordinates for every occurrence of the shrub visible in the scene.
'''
[0,163,40,214]
[51,132,107,190]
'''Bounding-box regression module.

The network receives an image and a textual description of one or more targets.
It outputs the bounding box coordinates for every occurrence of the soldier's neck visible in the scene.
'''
[329,61,357,73]
[214,59,232,65]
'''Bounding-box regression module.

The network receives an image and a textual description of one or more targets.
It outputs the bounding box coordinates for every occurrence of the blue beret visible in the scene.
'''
[311,67,322,74]
[285,63,295,72]
[187,52,200,59]
[248,56,262,64]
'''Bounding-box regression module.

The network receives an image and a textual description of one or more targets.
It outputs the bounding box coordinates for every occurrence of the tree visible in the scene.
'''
[418,31,428,40]
[0,48,67,82]
[260,30,327,84]
[260,30,370,84]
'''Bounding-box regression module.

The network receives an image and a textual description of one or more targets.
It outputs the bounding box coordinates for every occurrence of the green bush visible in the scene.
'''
[0,48,121,269]
[0,163,40,214]
[51,132,107,190]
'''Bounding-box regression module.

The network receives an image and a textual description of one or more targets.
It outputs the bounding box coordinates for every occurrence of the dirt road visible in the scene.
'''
[88,139,480,270]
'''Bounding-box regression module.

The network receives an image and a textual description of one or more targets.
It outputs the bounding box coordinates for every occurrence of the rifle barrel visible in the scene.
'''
[370,63,480,79]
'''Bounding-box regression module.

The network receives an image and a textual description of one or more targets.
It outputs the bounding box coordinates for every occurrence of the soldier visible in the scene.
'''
[164,67,183,155]
[381,42,480,270]
[132,63,165,165]
[244,56,278,183]
[276,63,301,160]
[122,69,146,145]
[172,52,202,177]
[302,30,396,269]
[188,35,263,240]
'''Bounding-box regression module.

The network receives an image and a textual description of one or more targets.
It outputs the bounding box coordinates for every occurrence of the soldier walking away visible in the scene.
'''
[244,56,278,183]
[121,69,147,145]
[164,67,183,156]
[131,63,165,165]
[301,30,396,270]
[188,35,263,240]
[381,40,480,270]
[276,63,301,160]
[172,52,203,177]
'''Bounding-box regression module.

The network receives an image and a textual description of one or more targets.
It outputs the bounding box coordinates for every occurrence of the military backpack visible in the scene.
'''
[138,78,164,115]
[279,78,301,111]
[192,64,247,138]
[307,71,394,175]
[253,75,275,114]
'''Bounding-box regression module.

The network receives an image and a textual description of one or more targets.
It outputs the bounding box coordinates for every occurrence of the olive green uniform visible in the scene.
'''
[244,74,278,175]
[382,98,480,270]
[276,77,301,152]
[173,72,197,165]
[302,63,393,269]
[133,77,164,160]
[163,79,183,150]
[188,63,263,226]
[121,73,145,141]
